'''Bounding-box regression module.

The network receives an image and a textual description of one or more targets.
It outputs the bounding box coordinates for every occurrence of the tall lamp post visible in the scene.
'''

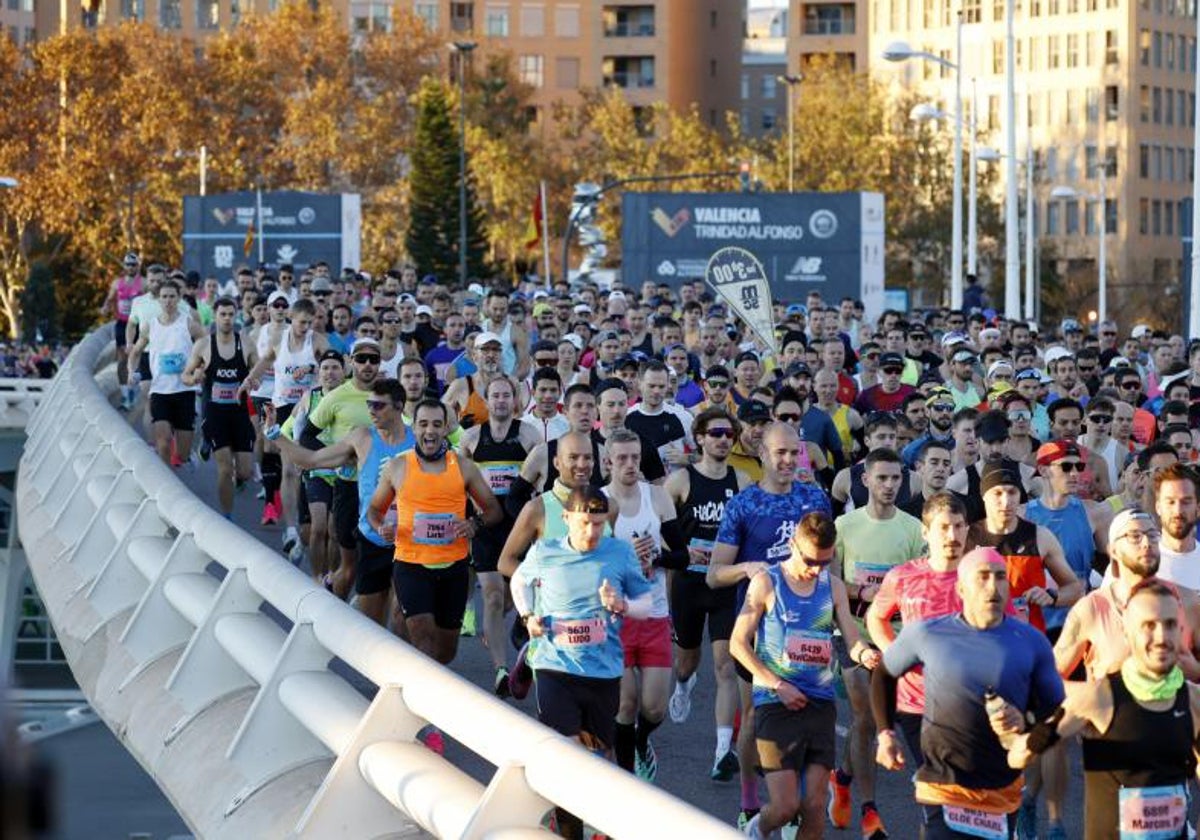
[883,16,964,308]
[777,73,803,192]
[978,145,1037,320]
[1051,162,1109,323]
[910,102,979,285]
[450,40,477,289]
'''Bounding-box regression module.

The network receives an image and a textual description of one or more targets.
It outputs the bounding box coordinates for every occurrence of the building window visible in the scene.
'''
[1086,200,1099,235]
[804,4,856,34]
[761,75,776,99]
[988,94,1001,130]
[519,55,544,87]
[1106,202,1118,234]
[1067,33,1079,67]
[1167,31,1176,68]
[121,0,143,21]
[1086,88,1100,123]
[1152,200,1162,235]
[1031,0,1040,13]
[1166,201,1175,236]
[555,5,579,37]
[762,107,777,131]
[1139,199,1150,235]
[159,0,181,28]
[1046,146,1059,179]
[1047,201,1060,234]
[1048,0,1059,11]
[520,4,544,36]
[963,0,982,21]
[1106,30,1118,65]
[197,0,218,28]
[1085,144,1098,173]
[741,73,749,99]
[1105,85,1119,120]
[451,2,474,33]
[924,0,935,26]
[1106,144,1118,176]
[993,39,1005,74]
[602,56,655,88]
[602,5,654,36]
[1065,200,1080,234]
[1179,91,1188,124]
[1140,85,1151,121]
[1153,145,1163,179]
[1167,147,1176,180]
[1086,32,1096,65]
[415,2,437,29]
[1154,31,1163,67]
[486,7,509,36]
[556,57,579,89]
[1140,143,1150,177]
[1167,88,1175,124]
[1153,86,1162,123]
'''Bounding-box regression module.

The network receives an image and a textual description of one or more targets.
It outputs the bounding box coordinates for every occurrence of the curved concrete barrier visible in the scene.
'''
[16,327,740,839]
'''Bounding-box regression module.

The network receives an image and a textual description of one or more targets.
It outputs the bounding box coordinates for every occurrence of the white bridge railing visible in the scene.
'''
[0,377,49,429]
[15,327,739,839]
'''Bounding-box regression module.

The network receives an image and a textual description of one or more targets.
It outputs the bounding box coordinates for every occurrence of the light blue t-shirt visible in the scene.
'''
[523,535,653,679]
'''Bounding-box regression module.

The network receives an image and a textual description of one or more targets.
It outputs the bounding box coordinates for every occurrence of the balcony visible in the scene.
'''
[802,4,855,36]
[603,69,656,88]
[602,5,655,37]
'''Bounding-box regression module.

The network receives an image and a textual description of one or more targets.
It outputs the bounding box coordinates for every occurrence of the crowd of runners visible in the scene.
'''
[110,249,1200,839]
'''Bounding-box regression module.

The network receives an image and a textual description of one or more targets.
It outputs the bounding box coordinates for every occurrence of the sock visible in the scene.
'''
[261,453,282,500]
[835,768,853,787]
[740,775,760,810]
[614,721,636,772]
[715,725,734,757]
[635,713,661,754]
[862,800,877,814]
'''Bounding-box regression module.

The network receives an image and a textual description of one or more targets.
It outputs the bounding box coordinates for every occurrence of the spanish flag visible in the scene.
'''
[243,218,255,258]
[524,188,543,251]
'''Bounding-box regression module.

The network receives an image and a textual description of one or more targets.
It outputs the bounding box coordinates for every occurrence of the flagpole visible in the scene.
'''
[540,180,551,287]
[255,186,264,265]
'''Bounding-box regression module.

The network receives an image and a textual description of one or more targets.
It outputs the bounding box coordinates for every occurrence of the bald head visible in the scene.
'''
[760,421,802,487]
[814,369,839,388]
[762,420,800,450]
[957,546,1006,584]
[554,431,595,489]
[956,546,1009,629]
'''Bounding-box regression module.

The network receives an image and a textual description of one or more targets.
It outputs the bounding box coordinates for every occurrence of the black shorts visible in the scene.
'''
[115,320,128,349]
[203,405,255,453]
[333,480,360,550]
[670,570,737,649]
[356,535,393,596]
[921,805,1017,840]
[150,392,196,431]
[754,700,838,773]
[534,670,621,749]
[304,476,334,508]
[391,559,470,629]
[470,521,511,574]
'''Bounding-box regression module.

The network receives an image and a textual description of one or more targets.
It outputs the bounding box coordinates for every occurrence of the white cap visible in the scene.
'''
[1132,324,1151,339]
[1160,369,1190,392]
[979,327,1001,340]
[474,331,503,348]
[1108,508,1155,548]
[561,333,584,351]
[609,290,626,300]
[987,359,1014,378]
[574,303,593,314]
[1043,346,1074,366]
[1110,356,1132,368]
[267,290,290,307]
[416,304,433,317]
[941,331,969,348]
[468,282,486,297]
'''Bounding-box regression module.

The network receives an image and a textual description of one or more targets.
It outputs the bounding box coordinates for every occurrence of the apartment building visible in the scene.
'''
[2,0,35,45]
[786,0,869,73]
[867,0,1198,310]
[743,5,788,136]
[409,1,743,129]
[33,0,352,40]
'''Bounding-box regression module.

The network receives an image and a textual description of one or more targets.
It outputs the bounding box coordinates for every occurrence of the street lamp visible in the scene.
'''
[1050,163,1109,323]
[0,178,17,189]
[883,19,964,309]
[450,40,477,289]
[978,145,1037,321]
[777,73,803,192]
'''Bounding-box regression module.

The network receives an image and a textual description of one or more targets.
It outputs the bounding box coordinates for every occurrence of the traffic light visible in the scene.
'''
[739,161,752,193]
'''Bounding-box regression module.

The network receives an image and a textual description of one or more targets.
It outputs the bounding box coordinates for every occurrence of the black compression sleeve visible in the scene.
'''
[871,665,900,731]
[299,421,324,451]
[654,519,690,570]
[816,466,836,493]
[505,475,535,519]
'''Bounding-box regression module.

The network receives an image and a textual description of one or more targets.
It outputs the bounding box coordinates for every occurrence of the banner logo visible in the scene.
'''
[705,246,778,354]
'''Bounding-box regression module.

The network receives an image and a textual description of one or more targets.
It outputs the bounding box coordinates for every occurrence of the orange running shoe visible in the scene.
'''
[827,771,852,829]
[860,803,888,840]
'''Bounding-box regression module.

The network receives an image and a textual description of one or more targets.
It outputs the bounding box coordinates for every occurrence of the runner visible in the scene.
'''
[247,291,290,525]
[872,547,1066,839]
[1153,462,1200,593]
[626,360,694,472]
[181,296,254,518]
[443,332,504,429]
[730,512,881,840]
[457,375,540,695]
[368,398,503,663]
[663,406,750,782]
[508,485,654,840]
[708,422,833,829]
[127,278,206,466]
[1006,579,1200,840]
[830,447,925,839]
[522,367,569,444]
[102,251,143,409]
[517,384,606,493]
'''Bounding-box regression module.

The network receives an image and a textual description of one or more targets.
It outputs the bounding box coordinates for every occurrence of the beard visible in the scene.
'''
[1164,517,1196,542]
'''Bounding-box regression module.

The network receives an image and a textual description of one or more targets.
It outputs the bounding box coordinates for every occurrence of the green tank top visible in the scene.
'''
[540,482,612,541]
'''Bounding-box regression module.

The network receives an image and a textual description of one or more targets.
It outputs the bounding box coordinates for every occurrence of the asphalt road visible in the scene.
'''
[171,450,1089,839]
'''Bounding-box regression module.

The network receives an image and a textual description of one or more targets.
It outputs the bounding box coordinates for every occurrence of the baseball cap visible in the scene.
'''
[1043,346,1074,366]
[415,304,433,317]
[267,290,290,307]
[980,460,1023,493]
[573,303,593,315]
[420,274,438,285]
[474,331,503,348]
[1131,324,1152,339]
[924,387,953,406]
[737,400,773,423]
[614,353,641,370]
[398,293,417,305]
[468,282,486,297]
[785,304,808,317]
[734,350,761,367]
[531,339,558,355]
[941,331,969,349]
[318,349,345,365]
[986,360,1015,378]
[560,333,584,351]
[608,290,626,301]
[705,365,730,381]
[951,349,977,364]
[1108,508,1156,547]
[1060,318,1082,334]
[1110,356,1133,369]
[918,369,946,387]
[879,352,905,369]
[350,337,380,355]
[979,327,1001,341]
[785,362,813,378]
[533,302,553,318]
[1036,439,1081,467]
[122,252,139,267]
[1015,367,1041,382]
[311,276,332,293]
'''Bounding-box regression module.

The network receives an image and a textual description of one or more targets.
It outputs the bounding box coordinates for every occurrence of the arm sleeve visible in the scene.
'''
[882,623,923,680]
[655,518,690,570]
[505,475,536,520]
[510,553,536,615]
[299,420,325,452]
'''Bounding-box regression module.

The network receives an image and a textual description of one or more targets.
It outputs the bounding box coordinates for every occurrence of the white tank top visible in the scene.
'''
[379,349,402,380]
[148,313,196,395]
[605,481,669,618]
[252,326,277,399]
[272,329,316,406]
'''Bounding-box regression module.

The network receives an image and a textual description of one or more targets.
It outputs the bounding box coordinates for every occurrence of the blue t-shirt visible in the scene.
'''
[424,343,467,392]
[522,535,653,679]
[801,407,844,465]
[1025,496,1092,629]
[328,331,354,357]
[884,614,1064,792]
[715,482,832,607]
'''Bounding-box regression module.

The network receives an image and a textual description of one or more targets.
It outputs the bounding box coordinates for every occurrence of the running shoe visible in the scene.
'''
[509,642,533,700]
[860,804,887,840]
[199,437,212,461]
[282,526,299,555]
[737,809,759,832]
[743,813,779,839]
[634,739,658,783]
[780,818,799,840]
[711,749,739,782]
[827,772,852,829]
[493,666,511,698]
[668,673,697,724]
[261,501,278,525]
[460,603,477,637]
[1015,799,1037,840]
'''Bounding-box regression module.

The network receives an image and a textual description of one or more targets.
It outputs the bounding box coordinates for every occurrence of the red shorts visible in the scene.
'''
[620,616,673,669]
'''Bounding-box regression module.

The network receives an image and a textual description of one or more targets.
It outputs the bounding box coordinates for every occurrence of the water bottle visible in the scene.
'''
[984,687,1017,748]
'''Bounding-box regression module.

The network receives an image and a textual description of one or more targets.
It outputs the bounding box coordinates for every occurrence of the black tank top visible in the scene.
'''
[849,461,913,509]
[1082,673,1195,840]
[473,419,529,540]
[204,332,248,408]
[678,464,740,574]
[544,437,605,490]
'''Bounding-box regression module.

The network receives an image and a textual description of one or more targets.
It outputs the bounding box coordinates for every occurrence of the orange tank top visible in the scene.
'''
[461,376,490,428]
[393,450,469,565]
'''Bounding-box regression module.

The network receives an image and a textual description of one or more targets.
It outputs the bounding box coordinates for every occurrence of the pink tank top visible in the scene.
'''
[116,276,143,320]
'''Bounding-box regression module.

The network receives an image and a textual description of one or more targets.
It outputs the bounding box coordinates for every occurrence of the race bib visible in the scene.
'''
[551,618,607,647]
[211,382,240,404]
[483,462,520,496]
[854,562,891,589]
[158,352,185,376]
[784,629,832,668]
[1119,784,1187,839]
[412,512,456,545]
[434,361,452,382]
[687,538,714,574]
[942,806,1008,840]
[117,298,133,317]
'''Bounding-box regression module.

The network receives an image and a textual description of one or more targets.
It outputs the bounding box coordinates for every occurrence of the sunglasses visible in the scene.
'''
[365,399,395,412]
[1055,461,1086,473]
[706,379,729,388]
[1120,382,1140,390]
[313,291,330,298]
[882,367,903,375]
[353,354,381,364]
[775,412,801,423]
[271,302,289,309]
[1077,364,1097,373]
[1007,409,1032,421]
[382,318,400,325]
[535,356,558,366]
[1088,414,1113,424]
[929,403,954,412]
[705,427,736,439]
[800,553,833,568]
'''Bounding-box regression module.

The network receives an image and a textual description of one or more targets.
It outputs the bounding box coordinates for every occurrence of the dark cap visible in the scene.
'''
[879,352,905,369]
[975,412,1011,444]
[318,349,345,365]
[737,400,772,423]
[784,362,812,378]
[704,365,730,381]
[531,339,558,355]
[734,350,761,367]
[614,353,641,371]
[980,459,1023,493]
